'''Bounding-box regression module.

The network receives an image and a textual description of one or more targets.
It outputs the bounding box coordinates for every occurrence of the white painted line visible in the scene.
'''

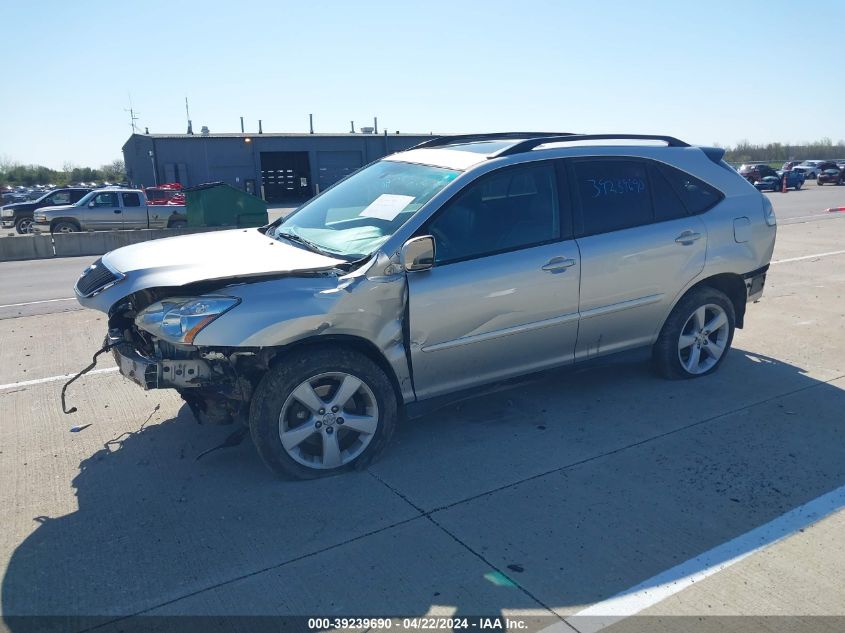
[771,249,845,265]
[0,297,76,309]
[0,367,118,391]
[552,484,845,633]
[781,213,843,224]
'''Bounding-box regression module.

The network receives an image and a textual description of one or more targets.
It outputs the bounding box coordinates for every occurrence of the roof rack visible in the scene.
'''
[491,134,690,158]
[411,132,574,150]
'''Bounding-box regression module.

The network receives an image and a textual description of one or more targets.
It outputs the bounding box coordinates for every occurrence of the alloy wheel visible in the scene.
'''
[677,304,730,375]
[278,372,379,469]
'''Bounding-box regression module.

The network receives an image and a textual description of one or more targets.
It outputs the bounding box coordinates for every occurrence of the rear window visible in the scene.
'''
[121,192,141,207]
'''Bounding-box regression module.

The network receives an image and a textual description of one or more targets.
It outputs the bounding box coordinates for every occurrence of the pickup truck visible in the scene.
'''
[31,188,187,234]
[1,187,91,233]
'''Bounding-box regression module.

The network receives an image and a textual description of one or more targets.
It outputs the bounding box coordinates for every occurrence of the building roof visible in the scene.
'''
[132,132,436,140]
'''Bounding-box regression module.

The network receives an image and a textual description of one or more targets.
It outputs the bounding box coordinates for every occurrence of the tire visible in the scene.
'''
[249,347,397,479]
[52,221,79,234]
[653,287,736,380]
[169,220,187,229]
[14,216,33,234]
[795,181,801,190]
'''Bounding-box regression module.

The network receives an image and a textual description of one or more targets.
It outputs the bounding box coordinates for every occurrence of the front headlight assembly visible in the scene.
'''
[135,296,240,344]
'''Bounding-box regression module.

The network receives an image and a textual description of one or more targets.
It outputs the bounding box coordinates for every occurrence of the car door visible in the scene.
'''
[119,192,148,228]
[407,160,581,400]
[83,191,122,229]
[569,157,711,360]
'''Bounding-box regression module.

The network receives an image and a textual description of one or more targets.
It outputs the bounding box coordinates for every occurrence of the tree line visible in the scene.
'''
[0,159,126,187]
[723,139,845,163]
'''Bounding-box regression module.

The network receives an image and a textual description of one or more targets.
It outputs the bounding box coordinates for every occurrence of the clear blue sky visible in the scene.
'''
[2,0,843,169]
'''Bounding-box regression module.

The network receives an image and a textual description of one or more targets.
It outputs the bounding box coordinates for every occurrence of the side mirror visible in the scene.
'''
[88,201,96,208]
[401,235,435,272]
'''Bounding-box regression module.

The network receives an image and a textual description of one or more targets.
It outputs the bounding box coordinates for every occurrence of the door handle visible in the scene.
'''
[113,209,122,214]
[541,256,577,272]
[675,230,701,245]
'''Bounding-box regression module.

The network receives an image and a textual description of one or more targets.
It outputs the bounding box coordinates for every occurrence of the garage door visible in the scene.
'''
[317,151,363,191]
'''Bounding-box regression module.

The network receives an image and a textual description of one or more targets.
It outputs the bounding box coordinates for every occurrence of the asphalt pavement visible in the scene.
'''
[1,184,844,631]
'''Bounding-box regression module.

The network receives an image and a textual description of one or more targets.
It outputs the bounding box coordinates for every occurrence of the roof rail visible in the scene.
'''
[411,132,575,150]
[491,133,690,158]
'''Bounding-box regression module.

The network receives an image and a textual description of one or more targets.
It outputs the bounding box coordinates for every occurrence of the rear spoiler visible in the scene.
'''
[699,146,726,164]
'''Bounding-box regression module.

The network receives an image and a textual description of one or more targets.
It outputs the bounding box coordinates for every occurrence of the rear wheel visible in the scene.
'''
[795,180,802,190]
[169,220,187,229]
[653,287,736,379]
[52,221,79,234]
[249,347,397,479]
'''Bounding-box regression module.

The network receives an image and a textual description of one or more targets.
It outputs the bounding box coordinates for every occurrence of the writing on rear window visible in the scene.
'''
[587,178,646,197]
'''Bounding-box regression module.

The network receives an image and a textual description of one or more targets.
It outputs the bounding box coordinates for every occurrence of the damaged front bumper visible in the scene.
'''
[108,331,213,391]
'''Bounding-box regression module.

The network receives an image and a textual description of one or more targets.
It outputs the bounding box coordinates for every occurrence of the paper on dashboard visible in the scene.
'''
[359,194,416,221]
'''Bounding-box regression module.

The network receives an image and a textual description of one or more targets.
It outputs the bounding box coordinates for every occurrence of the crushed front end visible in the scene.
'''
[105,292,269,425]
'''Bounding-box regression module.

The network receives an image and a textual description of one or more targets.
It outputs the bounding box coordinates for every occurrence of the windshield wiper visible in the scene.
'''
[276,230,345,259]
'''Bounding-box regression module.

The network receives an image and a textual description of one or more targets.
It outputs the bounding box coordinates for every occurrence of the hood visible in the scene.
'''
[36,203,76,215]
[80,228,348,312]
[2,201,38,212]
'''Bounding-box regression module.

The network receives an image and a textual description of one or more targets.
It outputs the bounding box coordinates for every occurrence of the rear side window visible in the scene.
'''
[658,163,723,215]
[121,192,141,207]
[648,164,688,222]
[572,159,651,235]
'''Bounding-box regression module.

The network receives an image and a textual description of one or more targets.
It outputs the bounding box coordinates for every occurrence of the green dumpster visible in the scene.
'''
[183,182,269,228]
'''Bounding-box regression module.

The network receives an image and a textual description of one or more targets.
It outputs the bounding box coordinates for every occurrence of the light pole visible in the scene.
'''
[148,150,158,186]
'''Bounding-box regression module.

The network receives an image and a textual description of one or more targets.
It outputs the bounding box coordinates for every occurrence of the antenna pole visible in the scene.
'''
[125,94,140,134]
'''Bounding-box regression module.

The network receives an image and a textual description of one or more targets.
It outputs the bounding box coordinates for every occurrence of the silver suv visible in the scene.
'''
[75,133,777,479]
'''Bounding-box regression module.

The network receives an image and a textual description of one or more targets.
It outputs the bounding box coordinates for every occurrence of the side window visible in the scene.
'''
[70,191,86,203]
[51,192,71,205]
[427,162,561,265]
[648,164,688,222]
[658,163,724,215]
[91,192,118,207]
[573,159,651,235]
[121,192,141,207]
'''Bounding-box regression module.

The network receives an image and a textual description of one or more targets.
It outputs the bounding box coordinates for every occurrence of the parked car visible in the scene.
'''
[781,161,802,171]
[74,132,776,479]
[31,188,186,233]
[1,187,91,234]
[753,170,804,191]
[816,162,843,185]
[739,163,778,182]
[145,183,183,205]
[796,160,825,179]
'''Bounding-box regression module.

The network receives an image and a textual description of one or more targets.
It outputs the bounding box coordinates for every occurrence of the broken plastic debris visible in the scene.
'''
[70,424,92,433]
[483,571,517,587]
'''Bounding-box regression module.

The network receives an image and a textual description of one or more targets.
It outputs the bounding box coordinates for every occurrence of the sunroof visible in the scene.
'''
[440,140,525,154]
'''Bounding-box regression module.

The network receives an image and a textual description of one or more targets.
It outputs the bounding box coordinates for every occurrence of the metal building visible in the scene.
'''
[122,132,435,203]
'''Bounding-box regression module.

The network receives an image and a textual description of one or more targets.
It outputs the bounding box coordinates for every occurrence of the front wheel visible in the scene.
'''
[249,347,397,479]
[794,181,802,190]
[653,287,736,379]
[14,216,33,234]
[52,221,79,234]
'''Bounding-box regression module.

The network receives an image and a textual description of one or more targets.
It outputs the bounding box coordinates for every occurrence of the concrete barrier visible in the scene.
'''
[0,235,56,262]
[0,226,233,262]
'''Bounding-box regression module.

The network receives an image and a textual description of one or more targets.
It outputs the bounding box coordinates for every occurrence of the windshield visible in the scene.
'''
[272,160,459,259]
[74,190,99,206]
